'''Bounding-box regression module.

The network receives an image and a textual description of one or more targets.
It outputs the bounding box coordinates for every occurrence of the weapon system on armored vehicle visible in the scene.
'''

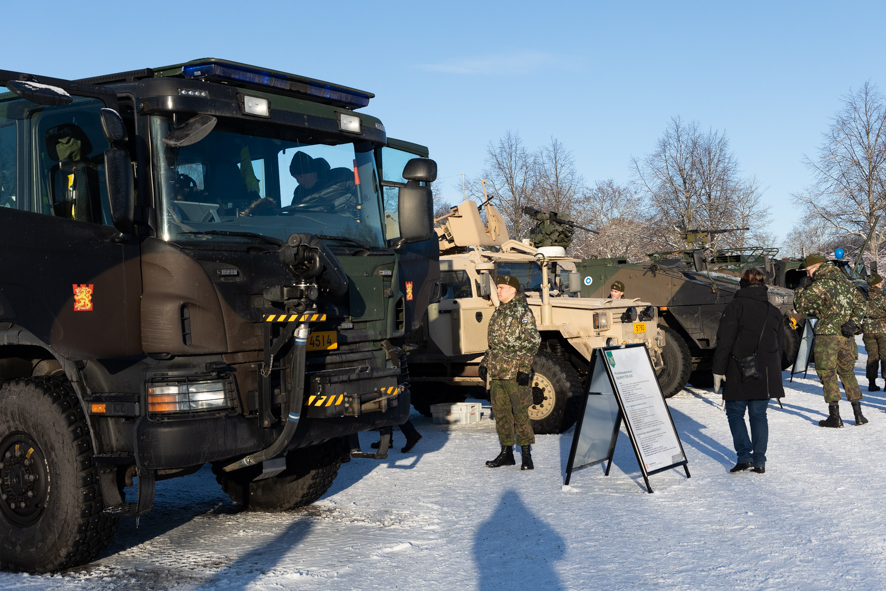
[405,199,665,434]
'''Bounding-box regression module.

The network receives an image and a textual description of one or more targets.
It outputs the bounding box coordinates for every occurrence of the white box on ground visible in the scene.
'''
[430,402,482,424]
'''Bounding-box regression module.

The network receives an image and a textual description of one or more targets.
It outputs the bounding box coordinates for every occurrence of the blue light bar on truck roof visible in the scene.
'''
[182,62,372,109]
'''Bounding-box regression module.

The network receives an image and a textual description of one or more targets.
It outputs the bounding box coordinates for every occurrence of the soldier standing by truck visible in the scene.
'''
[479,275,541,470]
[863,273,886,392]
[794,255,869,427]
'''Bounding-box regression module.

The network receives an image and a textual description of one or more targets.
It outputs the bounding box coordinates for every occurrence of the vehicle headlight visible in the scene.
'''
[148,379,235,414]
[621,306,638,323]
[593,312,609,330]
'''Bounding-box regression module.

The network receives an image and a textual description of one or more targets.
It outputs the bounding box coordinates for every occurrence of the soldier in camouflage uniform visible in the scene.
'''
[794,254,869,427]
[863,273,886,392]
[479,275,541,470]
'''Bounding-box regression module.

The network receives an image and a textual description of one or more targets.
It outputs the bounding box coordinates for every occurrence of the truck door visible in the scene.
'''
[0,72,141,360]
[380,138,440,337]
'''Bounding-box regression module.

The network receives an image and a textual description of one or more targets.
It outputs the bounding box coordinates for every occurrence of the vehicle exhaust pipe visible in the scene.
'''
[221,323,310,472]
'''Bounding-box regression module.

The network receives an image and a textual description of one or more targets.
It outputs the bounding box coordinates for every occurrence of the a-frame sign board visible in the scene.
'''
[565,344,690,493]
[790,319,816,383]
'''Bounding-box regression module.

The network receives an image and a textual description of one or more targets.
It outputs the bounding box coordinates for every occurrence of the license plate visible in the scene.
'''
[307,331,338,351]
[633,322,647,334]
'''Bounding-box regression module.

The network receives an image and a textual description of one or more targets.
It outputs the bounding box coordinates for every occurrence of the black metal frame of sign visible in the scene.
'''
[790,319,816,383]
[565,344,690,493]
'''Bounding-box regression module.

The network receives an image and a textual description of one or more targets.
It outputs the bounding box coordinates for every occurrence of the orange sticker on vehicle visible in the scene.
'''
[405,281,414,301]
[73,284,94,311]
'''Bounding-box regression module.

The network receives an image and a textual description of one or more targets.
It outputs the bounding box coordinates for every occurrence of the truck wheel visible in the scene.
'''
[411,382,466,417]
[658,325,691,398]
[213,437,347,511]
[0,377,118,572]
[782,322,801,370]
[527,352,583,435]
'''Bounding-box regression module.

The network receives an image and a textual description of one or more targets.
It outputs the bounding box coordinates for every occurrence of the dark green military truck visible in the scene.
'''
[0,59,436,572]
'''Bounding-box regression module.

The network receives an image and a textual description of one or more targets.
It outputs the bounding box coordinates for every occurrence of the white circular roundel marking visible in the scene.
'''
[584,276,593,286]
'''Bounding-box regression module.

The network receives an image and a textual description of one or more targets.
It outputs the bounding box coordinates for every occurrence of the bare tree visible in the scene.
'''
[531,137,583,215]
[569,180,651,260]
[468,131,538,240]
[632,117,765,250]
[794,82,886,268]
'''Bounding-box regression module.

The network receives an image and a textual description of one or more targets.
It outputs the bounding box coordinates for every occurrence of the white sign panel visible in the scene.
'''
[604,347,685,472]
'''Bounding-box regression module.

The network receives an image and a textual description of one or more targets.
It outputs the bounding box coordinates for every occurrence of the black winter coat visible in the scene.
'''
[712,284,785,400]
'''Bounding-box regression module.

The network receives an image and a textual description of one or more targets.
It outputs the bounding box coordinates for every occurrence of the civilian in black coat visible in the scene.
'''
[712,268,785,474]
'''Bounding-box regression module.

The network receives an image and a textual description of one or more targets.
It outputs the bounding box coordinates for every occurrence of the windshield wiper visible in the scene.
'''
[178,230,284,246]
[315,234,374,250]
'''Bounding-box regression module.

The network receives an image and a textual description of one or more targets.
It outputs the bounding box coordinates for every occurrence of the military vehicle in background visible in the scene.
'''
[405,198,666,434]
[576,228,801,396]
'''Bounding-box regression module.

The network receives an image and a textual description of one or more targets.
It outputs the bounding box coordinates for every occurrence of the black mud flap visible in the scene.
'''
[348,427,391,460]
[96,453,155,518]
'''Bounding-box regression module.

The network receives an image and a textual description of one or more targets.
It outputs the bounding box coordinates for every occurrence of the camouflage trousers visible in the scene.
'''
[863,332,886,382]
[814,335,863,404]
[490,379,535,447]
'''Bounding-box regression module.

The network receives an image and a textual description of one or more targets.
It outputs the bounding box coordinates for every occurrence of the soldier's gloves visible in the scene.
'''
[478,365,488,383]
[797,276,814,289]
[841,320,858,338]
[713,374,725,394]
[516,372,531,386]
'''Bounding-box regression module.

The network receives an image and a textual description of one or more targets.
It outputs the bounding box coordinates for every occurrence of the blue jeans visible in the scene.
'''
[725,399,770,467]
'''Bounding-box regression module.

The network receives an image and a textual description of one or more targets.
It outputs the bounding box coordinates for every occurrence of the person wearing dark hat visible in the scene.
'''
[286,151,354,212]
[863,273,886,392]
[795,253,869,427]
[610,280,625,299]
[479,274,541,470]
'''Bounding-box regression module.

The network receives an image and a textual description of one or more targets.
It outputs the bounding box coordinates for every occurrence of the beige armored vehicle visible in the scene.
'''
[405,199,666,434]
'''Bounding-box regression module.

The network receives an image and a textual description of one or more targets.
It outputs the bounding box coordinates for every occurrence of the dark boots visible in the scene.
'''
[869,380,881,392]
[852,401,869,426]
[520,445,534,471]
[819,403,844,428]
[486,446,516,468]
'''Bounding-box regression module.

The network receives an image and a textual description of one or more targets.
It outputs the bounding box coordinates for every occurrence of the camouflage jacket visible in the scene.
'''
[480,294,541,380]
[794,262,865,335]
[865,287,886,334]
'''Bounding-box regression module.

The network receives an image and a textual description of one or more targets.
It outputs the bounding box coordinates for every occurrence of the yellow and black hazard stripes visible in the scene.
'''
[306,385,401,408]
[262,313,327,323]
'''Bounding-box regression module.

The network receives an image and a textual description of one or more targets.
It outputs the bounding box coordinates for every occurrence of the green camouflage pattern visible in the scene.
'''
[814,334,863,403]
[863,332,886,382]
[480,293,541,380]
[864,287,886,334]
[490,379,535,446]
[794,262,865,335]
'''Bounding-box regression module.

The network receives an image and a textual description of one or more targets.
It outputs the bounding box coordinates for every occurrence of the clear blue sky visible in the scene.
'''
[7,0,885,247]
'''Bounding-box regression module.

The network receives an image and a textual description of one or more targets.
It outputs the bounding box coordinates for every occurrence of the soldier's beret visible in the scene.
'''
[610,280,625,292]
[495,274,521,292]
[803,254,826,268]
[868,273,883,286]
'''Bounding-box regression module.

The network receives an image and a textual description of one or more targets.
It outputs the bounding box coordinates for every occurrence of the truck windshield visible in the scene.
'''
[151,117,386,247]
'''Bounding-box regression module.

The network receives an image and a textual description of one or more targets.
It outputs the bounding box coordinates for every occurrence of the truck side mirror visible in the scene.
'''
[397,158,437,244]
[100,109,135,234]
[568,272,581,293]
[478,273,491,298]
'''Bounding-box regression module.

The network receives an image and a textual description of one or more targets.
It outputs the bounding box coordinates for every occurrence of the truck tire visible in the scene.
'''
[527,352,583,435]
[782,322,801,370]
[658,325,691,398]
[411,382,466,417]
[0,377,118,572]
[213,437,347,512]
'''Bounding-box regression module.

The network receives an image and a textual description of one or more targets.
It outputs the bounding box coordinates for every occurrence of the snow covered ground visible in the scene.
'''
[3,343,886,590]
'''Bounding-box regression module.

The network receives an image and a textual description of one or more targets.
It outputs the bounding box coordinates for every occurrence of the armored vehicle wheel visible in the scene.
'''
[782,323,801,370]
[658,326,691,398]
[411,382,467,417]
[528,352,583,434]
[213,437,347,511]
[0,377,119,572]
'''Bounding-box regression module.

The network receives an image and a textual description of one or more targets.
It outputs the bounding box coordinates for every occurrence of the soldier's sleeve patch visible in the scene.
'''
[522,317,529,323]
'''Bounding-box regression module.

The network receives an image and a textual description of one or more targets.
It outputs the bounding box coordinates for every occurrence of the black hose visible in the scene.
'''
[221,323,309,472]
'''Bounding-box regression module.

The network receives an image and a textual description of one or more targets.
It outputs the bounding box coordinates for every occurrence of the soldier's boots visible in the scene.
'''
[486,445,516,468]
[520,445,534,471]
[869,380,881,392]
[819,403,844,428]
[852,401,869,426]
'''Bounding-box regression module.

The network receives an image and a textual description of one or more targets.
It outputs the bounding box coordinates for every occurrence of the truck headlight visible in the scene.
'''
[593,312,609,330]
[148,379,235,414]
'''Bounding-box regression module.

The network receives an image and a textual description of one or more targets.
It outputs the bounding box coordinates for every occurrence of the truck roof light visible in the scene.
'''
[243,95,270,117]
[182,61,372,109]
[339,113,361,134]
